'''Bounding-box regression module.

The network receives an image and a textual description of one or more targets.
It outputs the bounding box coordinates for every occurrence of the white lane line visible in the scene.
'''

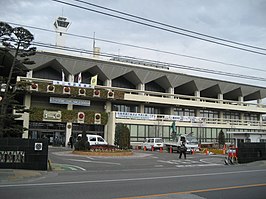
[67,158,121,165]
[68,165,86,171]
[1,169,265,188]
[176,164,220,168]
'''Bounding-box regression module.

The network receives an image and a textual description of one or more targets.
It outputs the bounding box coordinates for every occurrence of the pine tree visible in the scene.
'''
[0,22,36,137]
[218,130,225,148]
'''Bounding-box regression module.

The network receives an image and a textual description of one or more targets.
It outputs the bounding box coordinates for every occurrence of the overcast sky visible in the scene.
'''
[1,0,266,88]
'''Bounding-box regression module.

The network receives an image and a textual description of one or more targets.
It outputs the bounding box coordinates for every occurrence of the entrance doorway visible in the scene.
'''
[29,122,66,146]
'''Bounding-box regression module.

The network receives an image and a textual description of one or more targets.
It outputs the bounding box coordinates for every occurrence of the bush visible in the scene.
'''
[74,130,89,151]
[114,123,130,150]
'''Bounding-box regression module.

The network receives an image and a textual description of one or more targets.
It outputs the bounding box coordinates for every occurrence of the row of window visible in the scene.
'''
[125,124,265,143]
[112,104,260,121]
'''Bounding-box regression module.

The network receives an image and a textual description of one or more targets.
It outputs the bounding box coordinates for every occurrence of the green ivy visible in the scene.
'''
[17,81,125,100]
[29,107,108,125]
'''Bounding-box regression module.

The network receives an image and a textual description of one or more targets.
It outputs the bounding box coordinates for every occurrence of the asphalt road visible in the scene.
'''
[0,147,266,199]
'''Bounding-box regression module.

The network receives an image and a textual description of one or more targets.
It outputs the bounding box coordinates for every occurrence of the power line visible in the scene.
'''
[6,21,266,73]
[73,0,266,52]
[51,0,266,56]
[30,40,266,82]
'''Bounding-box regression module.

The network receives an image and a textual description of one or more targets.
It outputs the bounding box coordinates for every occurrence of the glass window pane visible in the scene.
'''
[138,125,145,138]
[131,125,138,137]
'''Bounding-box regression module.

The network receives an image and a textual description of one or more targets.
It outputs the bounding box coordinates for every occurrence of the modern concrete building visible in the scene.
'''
[1,46,266,147]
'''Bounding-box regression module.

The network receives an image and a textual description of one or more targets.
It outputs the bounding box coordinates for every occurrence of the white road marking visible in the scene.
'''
[67,158,121,165]
[0,169,265,188]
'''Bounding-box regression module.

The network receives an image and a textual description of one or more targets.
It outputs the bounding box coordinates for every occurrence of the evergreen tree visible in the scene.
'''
[0,22,36,137]
[218,130,225,148]
[115,123,130,149]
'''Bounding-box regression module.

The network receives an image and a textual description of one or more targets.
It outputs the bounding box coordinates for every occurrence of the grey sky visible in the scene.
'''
[1,0,266,88]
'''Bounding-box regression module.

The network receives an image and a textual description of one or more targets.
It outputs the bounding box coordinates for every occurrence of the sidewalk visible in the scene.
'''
[0,169,46,184]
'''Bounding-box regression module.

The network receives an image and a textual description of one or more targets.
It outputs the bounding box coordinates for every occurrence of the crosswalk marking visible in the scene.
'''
[157,159,222,168]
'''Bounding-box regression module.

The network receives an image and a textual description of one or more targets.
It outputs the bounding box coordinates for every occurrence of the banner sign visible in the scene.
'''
[164,115,204,122]
[50,97,90,106]
[115,112,204,122]
[52,81,94,89]
[115,112,157,120]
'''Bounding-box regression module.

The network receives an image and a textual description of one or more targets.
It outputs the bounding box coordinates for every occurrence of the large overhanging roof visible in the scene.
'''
[14,50,266,100]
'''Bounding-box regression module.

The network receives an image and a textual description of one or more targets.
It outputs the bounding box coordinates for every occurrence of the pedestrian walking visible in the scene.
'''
[69,136,73,149]
[179,141,187,159]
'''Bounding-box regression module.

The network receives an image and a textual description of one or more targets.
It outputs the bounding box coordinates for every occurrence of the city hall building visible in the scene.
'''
[2,47,266,147]
[1,17,266,147]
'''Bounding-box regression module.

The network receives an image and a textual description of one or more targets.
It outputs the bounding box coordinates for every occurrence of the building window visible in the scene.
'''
[244,113,259,121]
[200,110,219,118]
[144,106,163,114]
[173,108,195,116]
[223,111,240,120]
[112,104,138,112]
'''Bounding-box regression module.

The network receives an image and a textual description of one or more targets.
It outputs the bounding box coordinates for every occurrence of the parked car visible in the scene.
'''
[142,138,164,150]
[164,135,199,154]
[77,134,108,145]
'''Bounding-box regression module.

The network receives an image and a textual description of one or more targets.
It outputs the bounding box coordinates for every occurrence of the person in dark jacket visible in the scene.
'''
[179,142,187,159]
[69,136,73,149]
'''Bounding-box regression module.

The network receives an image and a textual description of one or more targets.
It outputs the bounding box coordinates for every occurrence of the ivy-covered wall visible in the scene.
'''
[30,107,108,125]
[16,81,125,100]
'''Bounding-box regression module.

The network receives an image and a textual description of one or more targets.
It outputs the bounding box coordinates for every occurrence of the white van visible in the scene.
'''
[77,134,108,145]
[142,138,164,150]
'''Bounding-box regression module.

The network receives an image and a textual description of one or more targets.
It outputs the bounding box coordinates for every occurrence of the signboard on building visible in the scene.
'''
[52,80,94,89]
[50,97,90,106]
[115,112,157,120]
[43,110,62,122]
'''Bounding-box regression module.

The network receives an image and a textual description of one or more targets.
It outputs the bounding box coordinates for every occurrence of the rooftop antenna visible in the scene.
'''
[93,32,96,49]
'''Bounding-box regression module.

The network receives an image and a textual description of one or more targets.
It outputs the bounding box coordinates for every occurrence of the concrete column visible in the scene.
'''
[137,83,145,95]
[195,109,200,117]
[106,112,116,145]
[257,99,262,107]
[218,94,223,103]
[69,74,74,83]
[167,87,174,98]
[194,91,200,101]
[26,70,33,78]
[139,104,145,113]
[22,94,31,138]
[65,103,73,147]
[65,122,72,147]
[104,79,112,87]
[105,101,112,113]
[219,111,224,123]
[238,96,244,105]
[240,112,244,124]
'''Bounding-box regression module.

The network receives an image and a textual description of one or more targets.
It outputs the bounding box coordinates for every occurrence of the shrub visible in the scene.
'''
[114,123,130,150]
[74,130,89,151]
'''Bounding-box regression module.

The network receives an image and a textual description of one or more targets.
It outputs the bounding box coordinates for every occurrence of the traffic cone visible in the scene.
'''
[206,149,209,155]
[222,149,226,155]
[192,149,195,155]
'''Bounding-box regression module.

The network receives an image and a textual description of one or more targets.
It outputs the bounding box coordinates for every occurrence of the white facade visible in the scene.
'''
[12,50,266,146]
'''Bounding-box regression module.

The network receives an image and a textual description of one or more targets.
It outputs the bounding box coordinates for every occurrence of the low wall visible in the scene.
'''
[0,138,48,170]
[238,143,266,164]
